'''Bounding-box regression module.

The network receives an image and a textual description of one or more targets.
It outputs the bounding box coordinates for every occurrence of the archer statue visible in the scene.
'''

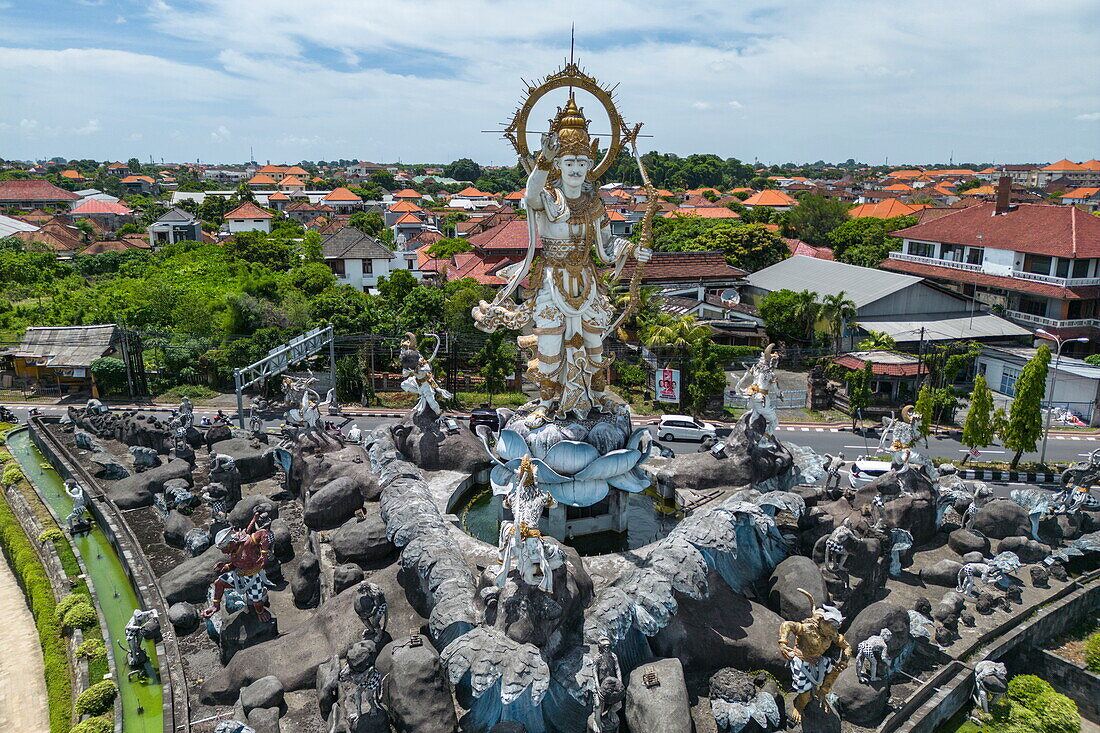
[473,65,654,428]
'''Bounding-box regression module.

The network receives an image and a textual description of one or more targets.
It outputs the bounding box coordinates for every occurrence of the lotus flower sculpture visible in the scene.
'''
[481,412,654,507]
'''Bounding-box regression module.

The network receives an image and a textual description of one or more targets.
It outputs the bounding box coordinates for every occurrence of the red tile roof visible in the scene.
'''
[248,174,277,185]
[70,200,133,216]
[323,187,363,202]
[466,219,532,250]
[882,256,1100,299]
[612,251,747,282]
[267,191,290,201]
[663,207,740,219]
[0,179,80,202]
[848,199,923,219]
[392,189,422,199]
[742,190,796,207]
[833,352,921,376]
[784,238,834,260]
[225,202,274,219]
[890,202,1100,258]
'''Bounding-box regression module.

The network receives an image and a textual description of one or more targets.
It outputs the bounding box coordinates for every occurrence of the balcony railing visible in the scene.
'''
[888,252,1100,287]
[1005,310,1100,330]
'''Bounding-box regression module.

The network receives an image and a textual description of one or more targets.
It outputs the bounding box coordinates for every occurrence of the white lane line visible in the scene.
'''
[800,427,810,432]
[961,449,1005,453]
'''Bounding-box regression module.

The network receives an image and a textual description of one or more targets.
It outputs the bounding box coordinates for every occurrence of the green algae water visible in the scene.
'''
[6,429,164,733]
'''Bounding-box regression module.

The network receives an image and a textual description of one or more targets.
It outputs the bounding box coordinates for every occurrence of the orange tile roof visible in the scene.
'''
[394,212,424,225]
[1042,159,1086,172]
[889,170,924,179]
[1082,160,1100,171]
[279,175,305,187]
[1061,187,1100,199]
[323,187,363,202]
[662,207,740,219]
[225,202,274,219]
[455,186,492,197]
[848,199,923,219]
[120,175,155,184]
[392,189,422,199]
[248,174,277,185]
[267,191,290,200]
[503,190,524,200]
[389,200,423,213]
[964,185,997,196]
[742,190,795,207]
[684,187,722,196]
[60,169,85,179]
[883,183,913,192]
[605,210,627,221]
[311,176,326,183]
[283,166,309,176]
[258,164,286,174]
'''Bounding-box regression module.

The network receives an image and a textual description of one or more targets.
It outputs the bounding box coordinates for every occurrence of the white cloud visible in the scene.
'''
[19,118,38,130]
[210,125,231,142]
[74,118,100,135]
[728,101,744,109]
[691,101,712,111]
[115,15,126,24]
[1076,112,1100,121]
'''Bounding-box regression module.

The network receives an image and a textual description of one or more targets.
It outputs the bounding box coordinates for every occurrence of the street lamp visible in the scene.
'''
[1036,329,1089,464]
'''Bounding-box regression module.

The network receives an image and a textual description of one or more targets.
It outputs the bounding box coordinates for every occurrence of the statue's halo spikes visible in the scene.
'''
[504,62,626,180]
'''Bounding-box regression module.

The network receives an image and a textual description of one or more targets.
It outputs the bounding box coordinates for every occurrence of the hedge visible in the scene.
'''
[69,717,112,733]
[982,674,1081,733]
[74,680,117,717]
[0,485,73,732]
[76,638,107,663]
[1085,631,1100,673]
[62,601,99,630]
[3,462,23,486]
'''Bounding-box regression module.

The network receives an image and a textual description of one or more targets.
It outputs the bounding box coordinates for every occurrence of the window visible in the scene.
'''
[966,248,983,265]
[364,259,373,274]
[941,244,963,262]
[907,241,933,257]
[1000,365,1021,396]
[328,259,345,277]
[1023,254,1052,275]
[1056,258,1070,278]
[1018,296,1047,317]
[1073,259,1091,278]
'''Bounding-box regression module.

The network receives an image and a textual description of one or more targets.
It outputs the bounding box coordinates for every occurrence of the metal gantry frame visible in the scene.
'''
[232,324,335,429]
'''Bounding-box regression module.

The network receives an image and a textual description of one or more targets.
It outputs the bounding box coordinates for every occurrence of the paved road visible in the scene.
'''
[9,404,1092,481]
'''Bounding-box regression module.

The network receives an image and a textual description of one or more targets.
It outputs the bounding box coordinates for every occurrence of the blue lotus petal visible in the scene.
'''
[608,470,650,493]
[575,449,642,480]
[544,440,599,476]
[528,459,570,484]
[497,429,529,461]
[490,459,523,494]
[550,479,610,507]
[626,427,650,451]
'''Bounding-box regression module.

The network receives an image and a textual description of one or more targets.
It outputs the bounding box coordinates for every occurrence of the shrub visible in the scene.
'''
[0,452,9,463]
[62,601,98,630]
[38,527,64,544]
[158,384,217,401]
[1085,631,1100,673]
[1000,674,1080,733]
[74,680,117,717]
[76,637,107,662]
[70,717,113,733]
[55,592,90,623]
[2,462,23,486]
[0,490,72,731]
[1007,674,1053,708]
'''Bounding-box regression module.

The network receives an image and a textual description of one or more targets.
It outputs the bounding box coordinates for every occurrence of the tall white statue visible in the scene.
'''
[736,344,783,441]
[473,71,652,428]
[399,332,452,417]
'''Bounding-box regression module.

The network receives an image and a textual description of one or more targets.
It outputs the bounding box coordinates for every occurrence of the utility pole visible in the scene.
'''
[1037,329,1089,463]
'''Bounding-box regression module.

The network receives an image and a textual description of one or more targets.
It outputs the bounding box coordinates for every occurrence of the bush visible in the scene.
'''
[158,384,217,401]
[70,717,113,733]
[61,601,98,630]
[994,674,1080,733]
[0,490,73,732]
[38,527,64,544]
[1007,674,1053,708]
[74,680,117,717]
[1085,631,1100,672]
[76,637,107,662]
[2,462,23,486]
[55,592,89,623]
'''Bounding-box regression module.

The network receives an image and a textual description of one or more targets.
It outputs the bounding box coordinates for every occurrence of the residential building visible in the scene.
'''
[69,200,134,232]
[832,350,923,405]
[1060,187,1100,212]
[279,175,306,192]
[248,174,278,189]
[882,185,1100,348]
[612,251,747,301]
[120,175,159,195]
[345,161,394,179]
[320,227,416,292]
[976,345,1100,425]
[0,213,41,237]
[105,162,131,177]
[224,201,274,234]
[745,255,1029,349]
[0,179,81,210]
[1033,160,1100,188]
[147,207,203,246]
[60,169,86,182]
[1,324,123,397]
[741,189,796,211]
[11,216,87,258]
[322,187,364,214]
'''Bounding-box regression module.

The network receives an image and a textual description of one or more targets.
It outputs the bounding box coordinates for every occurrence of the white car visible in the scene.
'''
[654,414,718,442]
[848,458,892,488]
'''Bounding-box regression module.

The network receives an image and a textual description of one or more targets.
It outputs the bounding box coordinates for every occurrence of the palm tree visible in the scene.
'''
[611,284,664,340]
[820,291,857,354]
[789,290,821,344]
[641,313,711,351]
[857,330,896,350]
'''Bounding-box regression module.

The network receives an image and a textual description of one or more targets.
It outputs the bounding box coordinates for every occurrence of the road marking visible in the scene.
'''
[960,449,1005,453]
[800,427,810,432]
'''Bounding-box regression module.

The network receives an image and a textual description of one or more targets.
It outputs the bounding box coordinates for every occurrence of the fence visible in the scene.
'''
[724,388,808,409]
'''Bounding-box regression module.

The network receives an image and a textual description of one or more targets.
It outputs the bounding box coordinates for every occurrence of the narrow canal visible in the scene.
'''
[6,429,163,733]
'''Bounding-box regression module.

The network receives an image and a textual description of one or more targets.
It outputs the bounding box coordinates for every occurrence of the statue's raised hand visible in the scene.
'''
[540,132,560,160]
[634,245,652,263]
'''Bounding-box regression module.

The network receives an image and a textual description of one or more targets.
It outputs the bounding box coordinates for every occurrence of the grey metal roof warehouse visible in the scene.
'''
[745,255,924,308]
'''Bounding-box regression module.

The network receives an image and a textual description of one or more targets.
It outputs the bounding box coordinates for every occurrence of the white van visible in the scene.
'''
[654,414,718,442]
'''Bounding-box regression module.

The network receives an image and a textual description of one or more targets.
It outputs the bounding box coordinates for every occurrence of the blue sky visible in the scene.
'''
[0,0,1097,166]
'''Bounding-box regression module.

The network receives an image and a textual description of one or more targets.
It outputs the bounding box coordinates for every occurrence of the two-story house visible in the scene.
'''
[147,207,203,246]
[223,201,274,234]
[321,227,418,292]
[883,181,1100,351]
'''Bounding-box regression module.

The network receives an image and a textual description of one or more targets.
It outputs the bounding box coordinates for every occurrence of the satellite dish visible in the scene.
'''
[720,288,741,306]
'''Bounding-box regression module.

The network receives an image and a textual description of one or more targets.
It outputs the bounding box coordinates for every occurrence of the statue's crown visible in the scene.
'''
[552,96,600,160]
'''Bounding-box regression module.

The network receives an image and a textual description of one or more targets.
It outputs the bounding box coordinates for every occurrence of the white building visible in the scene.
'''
[223,201,274,234]
[977,344,1100,425]
[321,227,419,292]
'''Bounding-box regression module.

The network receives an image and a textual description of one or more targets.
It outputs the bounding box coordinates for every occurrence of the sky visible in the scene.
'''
[0,1,1097,167]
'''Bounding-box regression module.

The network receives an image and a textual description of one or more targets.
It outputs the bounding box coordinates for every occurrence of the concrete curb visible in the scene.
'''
[955,468,1058,484]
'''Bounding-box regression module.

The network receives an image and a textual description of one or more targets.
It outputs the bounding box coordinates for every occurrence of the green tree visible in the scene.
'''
[640,313,710,351]
[857,330,896,350]
[474,331,517,406]
[827,215,915,267]
[915,385,936,439]
[819,291,857,354]
[783,194,850,247]
[427,237,472,259]
[961,374,996,464]
[614,362,647,398]
[758,289,820,344]
[90,357,128,396]
[686,338,727,415]
[845,360,873,431]
[349,211,384,237]
[1001,344,1051,468]
[445,158,483,183]
[693,222,789,272]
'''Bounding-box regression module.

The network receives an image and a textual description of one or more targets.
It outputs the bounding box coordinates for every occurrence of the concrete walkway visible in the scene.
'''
[0,552,50,733]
